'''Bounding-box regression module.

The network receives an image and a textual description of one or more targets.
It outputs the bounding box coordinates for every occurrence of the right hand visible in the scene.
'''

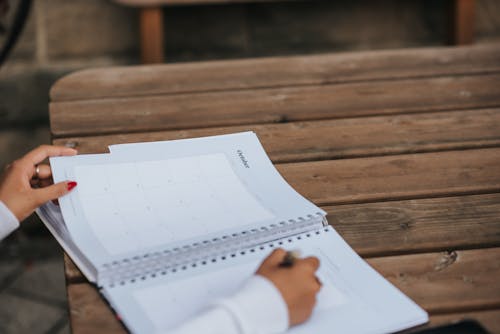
[256,248,321,326]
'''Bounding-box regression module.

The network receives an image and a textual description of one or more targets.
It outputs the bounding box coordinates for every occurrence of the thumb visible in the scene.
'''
[34,181,77,205]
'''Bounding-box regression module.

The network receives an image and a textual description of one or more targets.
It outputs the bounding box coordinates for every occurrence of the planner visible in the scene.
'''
[37,132,428,334]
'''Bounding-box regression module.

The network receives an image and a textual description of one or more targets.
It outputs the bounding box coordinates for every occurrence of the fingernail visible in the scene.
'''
[67,181,77,191]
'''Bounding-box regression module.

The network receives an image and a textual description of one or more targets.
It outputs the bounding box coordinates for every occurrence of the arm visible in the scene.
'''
[170,275,288,334]
[0,145,77,241]
[169,249,321,334]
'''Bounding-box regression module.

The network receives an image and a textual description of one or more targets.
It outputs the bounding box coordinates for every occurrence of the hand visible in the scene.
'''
[0,145,78,222]
[256,248,321,326]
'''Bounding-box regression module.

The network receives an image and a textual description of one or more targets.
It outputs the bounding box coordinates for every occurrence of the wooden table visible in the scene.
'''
[49,44,500,333]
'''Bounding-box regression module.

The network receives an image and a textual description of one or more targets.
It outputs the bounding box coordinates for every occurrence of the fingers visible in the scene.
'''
[315,276,323,288]
[262,250,320,270]
[31,164,52,179]
[296,256,321,291]
[22,145,77,166]
[33,181,77,205]
[261,248,287,267]
[300,256,320,271]
[31,177,54,188]
[7,145,77,179]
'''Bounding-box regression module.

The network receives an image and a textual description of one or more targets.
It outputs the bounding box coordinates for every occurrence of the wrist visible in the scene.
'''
[0,201,20,239]
[0,197,23,222]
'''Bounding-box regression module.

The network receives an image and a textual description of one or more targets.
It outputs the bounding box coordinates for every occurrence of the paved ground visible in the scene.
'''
[0,226,70,334]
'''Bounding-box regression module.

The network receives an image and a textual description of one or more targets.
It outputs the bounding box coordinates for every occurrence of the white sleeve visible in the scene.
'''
[168,275,289,334]
[0,201,20,241]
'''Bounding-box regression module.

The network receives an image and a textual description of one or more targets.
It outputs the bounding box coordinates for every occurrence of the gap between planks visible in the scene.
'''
[52,108,500,163]
[366,247,500,314]
[50,44,500,102]
[51,70,500,104]
[276,147,500,206]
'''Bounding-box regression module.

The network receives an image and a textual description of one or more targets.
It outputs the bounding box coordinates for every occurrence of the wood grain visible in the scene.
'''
[66,248,500,333]
[67,283,124,334]
[50,73,500,136]
[50,44,500,102]
[140,7,164,64]
[278,148,500,206]
[449,0,476,45]
[328,193,500,258]
[63,193,500,282]
[368,248,500,313]
[53,108,500,163]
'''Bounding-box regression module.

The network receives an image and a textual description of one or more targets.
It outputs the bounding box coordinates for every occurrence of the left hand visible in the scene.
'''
[0,145,78,222]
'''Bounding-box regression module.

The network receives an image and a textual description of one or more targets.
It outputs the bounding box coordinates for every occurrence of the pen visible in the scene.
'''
[279,250,301,267]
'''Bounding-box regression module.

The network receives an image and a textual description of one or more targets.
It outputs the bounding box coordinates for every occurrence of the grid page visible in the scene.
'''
[50,132,324,266]
[74,153,274,256]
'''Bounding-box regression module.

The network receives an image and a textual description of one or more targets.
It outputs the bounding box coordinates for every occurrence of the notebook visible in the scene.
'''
[37,132,428,334]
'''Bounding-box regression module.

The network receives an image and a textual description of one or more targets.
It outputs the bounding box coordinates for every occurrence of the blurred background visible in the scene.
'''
[0,0,499,333]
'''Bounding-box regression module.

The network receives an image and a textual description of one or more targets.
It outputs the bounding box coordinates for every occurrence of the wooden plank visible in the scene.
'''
[278,148,500,206]
[367,248,500,314]
[139,7,164,64]
[67,283,124,334]
[328,193,500,258]
[50,73,500,136]
[66,248,500,333]
[64,193,500,282]
[449,0,475,45]
[53,108,500,163]
[50,44,500,102]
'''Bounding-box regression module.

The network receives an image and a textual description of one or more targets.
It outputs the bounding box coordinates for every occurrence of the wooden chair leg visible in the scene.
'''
[140,7,165,64]
[448,0,475,45]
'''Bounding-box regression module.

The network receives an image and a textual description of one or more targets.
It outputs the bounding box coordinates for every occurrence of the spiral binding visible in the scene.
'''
[99,212,325,288]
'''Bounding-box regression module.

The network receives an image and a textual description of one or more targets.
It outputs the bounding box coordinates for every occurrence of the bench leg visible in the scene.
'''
[140,7,165,64]
[448,0,475,45]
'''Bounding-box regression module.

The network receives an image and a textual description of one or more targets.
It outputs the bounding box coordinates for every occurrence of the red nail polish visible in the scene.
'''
[67,181,77,191]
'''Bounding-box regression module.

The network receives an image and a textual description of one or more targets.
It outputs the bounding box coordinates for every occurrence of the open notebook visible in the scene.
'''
[37,132,428,334]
